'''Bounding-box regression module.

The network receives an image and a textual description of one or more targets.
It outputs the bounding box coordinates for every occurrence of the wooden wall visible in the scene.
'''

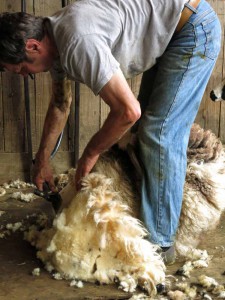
[195,0,225,140]
[0,0,224,182]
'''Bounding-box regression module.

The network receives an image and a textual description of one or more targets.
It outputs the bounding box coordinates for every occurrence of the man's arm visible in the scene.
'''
[75,69,141,189]
[33,77,72,191]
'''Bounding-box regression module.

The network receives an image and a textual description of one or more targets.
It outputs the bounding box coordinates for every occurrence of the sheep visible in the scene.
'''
[210,78,225,101]
[175,123,225,257]
[26,123,225,296]
[27,149,165,296]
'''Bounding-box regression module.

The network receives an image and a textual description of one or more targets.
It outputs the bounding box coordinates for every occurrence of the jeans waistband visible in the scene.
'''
[176,0,201,32]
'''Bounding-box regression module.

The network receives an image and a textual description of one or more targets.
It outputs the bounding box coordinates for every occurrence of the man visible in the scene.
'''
[0,0,221,264]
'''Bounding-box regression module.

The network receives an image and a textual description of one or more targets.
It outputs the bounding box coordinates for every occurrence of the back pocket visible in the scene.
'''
[202,14,221,60]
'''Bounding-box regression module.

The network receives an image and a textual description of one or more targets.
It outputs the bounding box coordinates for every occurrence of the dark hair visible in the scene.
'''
[0,12,44,66]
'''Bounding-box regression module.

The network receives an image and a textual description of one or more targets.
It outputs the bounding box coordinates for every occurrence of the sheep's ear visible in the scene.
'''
[221,85,225,100]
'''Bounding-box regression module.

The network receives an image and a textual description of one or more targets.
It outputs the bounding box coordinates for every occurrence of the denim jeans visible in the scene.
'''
[137,0,221,247]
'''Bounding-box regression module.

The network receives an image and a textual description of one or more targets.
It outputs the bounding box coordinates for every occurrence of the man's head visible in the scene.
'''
[0,12,56,76]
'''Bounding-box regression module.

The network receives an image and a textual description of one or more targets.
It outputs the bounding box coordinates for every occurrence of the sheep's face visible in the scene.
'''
[210,79,225,101]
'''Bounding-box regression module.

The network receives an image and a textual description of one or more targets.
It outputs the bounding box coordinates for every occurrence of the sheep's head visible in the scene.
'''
[210,78,225,101]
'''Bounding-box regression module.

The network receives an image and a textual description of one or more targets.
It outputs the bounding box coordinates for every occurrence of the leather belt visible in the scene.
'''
[176,0,201,32]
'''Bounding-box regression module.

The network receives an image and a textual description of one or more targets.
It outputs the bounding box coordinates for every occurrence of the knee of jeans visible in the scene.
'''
[138,124,163,150]
[138,121,152,145]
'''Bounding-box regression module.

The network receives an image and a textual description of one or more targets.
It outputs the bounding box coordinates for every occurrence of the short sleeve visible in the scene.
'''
[60,34,120,95]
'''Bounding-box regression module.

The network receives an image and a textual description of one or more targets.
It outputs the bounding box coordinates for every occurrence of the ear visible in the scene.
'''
[25,39,41,54]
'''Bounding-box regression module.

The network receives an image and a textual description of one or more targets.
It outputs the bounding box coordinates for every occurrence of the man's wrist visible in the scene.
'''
[35,150,51,164]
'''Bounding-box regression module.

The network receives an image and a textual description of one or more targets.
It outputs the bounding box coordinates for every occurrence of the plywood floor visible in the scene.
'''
[0,188,225,300]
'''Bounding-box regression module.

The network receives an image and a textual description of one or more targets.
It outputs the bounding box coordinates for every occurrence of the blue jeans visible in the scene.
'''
[137,0,221,247]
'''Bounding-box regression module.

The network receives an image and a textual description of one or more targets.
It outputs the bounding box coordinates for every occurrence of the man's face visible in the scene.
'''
[1,56,52,77]
[1,38,56,77]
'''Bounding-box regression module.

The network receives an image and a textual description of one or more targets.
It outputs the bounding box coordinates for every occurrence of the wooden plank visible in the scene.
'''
[0,0,223,181]
[31,0,62,155]
[130,74,142,99]
[218,1,225,143]
[0,0,25,153]
[1,72,25,153]
[100,97,110,127]
[195,0,224,137]
[0,0,21,12]
[0,74,4,152]
[100,75,142,133]
[0,151,74,183]
[79,84,100,157]
[204,60,222,136]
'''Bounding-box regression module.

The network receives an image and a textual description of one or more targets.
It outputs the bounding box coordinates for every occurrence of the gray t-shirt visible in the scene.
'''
[47,0,187,95]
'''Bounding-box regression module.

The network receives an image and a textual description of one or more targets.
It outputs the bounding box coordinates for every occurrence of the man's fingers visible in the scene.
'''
[75,179,82,191]
[36,180,44,191]
[47,180,57,192]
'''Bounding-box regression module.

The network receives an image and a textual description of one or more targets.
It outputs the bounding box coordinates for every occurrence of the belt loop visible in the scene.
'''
[184,3,198,13]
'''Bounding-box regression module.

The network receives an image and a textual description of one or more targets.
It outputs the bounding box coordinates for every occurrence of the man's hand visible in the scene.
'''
[75,153,99,190]
[32,78,72,192]
[32,158,56,192]
[74,69,141,190]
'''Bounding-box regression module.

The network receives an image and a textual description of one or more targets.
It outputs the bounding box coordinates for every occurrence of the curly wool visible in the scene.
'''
[187,123,223,163]
[30,167,165,296]
[175,125,225,257]
[26,123,225,294]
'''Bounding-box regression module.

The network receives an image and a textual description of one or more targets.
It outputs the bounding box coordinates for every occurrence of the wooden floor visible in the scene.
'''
[0,188,225,300]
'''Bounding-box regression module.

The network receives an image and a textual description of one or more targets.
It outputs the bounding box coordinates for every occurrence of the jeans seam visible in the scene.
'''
[156,47,195,238]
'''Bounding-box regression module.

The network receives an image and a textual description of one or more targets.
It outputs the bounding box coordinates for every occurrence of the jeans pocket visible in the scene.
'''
[201,14,221,60]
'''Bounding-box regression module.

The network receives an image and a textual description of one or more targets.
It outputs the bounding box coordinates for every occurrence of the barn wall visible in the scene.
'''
[0,0,224,182]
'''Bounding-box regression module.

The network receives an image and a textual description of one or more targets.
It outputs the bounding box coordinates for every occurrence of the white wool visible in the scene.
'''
[211,78,225,101]
[215,245,225,252]
[177,261,194,278]
[24,135,225,296]
[174,282,197,299]
[128,294,151,299]
[23,225,39,245]
[198,275,218,288]
[185,286,197,299]
[119,275,138,293]
[54,173,70,192]
[175,155,225,257]
[36,213,48,227]
[0,210,6,217]
[52,272,63,280]
[45,262,54,273]
[174,248,210,278]
[70,279,84,288]
[29,171,165,296]
[3,179,35,189]
[217,292,225,298]
[192,259,209,268]
[6,222,23,232]
[167,290,186,300]
[0,187,6,196]
[2,183,10,189]
[11,191,36,202]
[32,268,41,276]
[203,294,213,300]
[186,249,209,261]
[210,285,225,298]
[175,282,189,291]
[212,285,225,295]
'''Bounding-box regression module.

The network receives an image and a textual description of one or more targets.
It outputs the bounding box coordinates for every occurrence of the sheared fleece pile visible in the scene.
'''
[175,124,225,257]
[25,123,225,296]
